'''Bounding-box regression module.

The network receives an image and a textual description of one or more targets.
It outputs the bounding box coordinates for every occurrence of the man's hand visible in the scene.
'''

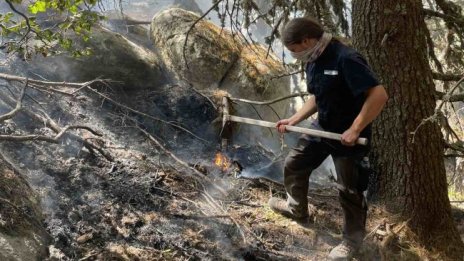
[341,127,360,146]
[276,119,293,133]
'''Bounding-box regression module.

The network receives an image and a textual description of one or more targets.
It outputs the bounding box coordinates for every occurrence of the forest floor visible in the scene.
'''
[34,151,464,261]
[0,86,463,261]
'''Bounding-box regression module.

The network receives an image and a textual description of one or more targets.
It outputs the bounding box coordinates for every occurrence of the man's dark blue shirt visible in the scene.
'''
[305,40,380,139]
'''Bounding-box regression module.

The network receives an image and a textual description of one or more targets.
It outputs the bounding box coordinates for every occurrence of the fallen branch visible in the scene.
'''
[0,125,102,143]
[0,93,112,161]
[0,72,207,143]
[149,186,200,207]
[172,214,230,220]
[0,72,110,89]
[0,79,27,122]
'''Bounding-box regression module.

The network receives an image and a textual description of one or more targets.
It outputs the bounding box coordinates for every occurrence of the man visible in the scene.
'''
[268,17,388,260]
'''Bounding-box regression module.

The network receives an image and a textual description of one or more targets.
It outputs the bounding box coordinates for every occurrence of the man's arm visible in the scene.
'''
[341,85,388,146]
[276,96,317,133]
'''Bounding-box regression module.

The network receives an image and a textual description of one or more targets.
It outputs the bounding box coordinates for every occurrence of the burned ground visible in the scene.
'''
[2,79,458,261]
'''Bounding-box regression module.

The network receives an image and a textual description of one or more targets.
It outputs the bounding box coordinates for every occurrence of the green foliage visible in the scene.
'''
[0,0,105,59]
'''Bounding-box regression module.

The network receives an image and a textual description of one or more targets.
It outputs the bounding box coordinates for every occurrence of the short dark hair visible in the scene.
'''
[281,17,324,46]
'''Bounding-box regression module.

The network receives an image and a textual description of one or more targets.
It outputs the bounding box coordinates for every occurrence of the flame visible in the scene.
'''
[214,152,231,171]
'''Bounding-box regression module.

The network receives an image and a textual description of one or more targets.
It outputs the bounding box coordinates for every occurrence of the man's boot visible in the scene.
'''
[268,197,310,221]
[328,241,357,260]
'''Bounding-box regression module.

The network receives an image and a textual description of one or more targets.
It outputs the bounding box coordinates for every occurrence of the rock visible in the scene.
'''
[30,26,166,90]
[171,0,203,15]
[151,8,241,87]
[151,8,291,148]
[76,232,94,244]
[48,245,67,260]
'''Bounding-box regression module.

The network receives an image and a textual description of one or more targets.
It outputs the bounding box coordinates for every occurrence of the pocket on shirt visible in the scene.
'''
[313,74,339,95]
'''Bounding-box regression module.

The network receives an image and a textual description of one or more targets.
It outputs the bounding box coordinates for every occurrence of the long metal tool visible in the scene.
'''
[222,97,368,146]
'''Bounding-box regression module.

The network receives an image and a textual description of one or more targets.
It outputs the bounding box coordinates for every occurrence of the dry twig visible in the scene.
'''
[0,79,28,122]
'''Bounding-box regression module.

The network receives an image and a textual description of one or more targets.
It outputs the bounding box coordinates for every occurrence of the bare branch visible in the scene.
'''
[433,72,464,81]
[445,141,464,153]
[265,14,285,58]
[423,21,445,74]
[270,69,305,80]
[0,72,112,90]
[0,73,208,159]
[424,6,464,47]
[266,104,281,121]
[436,91,464,102]
[445,153,464,158]
[189,84,218,110]
[424,8,464,27]
[0,92,112,161]
[4,0,34,45]
[248,103,274,137]
[0,125,102,143]
[412,76,464,141]
[0,79,27,122]
[437,76,464,110]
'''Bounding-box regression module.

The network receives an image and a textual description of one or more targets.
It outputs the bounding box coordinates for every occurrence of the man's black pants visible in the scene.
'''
[284,133,370,247]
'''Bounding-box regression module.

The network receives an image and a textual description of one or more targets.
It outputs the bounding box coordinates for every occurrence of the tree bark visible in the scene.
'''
[352,0,464,259]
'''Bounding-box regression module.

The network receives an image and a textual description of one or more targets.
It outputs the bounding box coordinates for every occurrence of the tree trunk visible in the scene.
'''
[352,0,464,259]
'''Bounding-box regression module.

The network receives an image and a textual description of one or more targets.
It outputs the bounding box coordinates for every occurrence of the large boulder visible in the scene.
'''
[151,8,292,148]
[172,0,203,15]
[29,26,165,90]
[151,8,241,87]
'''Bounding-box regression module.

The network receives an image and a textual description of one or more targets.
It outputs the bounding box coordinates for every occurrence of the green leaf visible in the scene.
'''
[29,1,47,14]
[69,5,78,15]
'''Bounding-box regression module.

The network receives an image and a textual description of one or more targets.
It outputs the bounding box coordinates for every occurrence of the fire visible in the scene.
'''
[214,152,231,171]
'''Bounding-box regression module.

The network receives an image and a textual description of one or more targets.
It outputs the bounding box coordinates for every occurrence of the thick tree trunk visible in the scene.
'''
[352,0,464,259]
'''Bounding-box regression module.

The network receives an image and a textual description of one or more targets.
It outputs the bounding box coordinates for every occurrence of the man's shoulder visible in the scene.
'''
[333,42,360,60]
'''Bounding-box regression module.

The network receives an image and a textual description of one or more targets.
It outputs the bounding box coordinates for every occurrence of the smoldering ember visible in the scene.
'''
[0,1,463,261]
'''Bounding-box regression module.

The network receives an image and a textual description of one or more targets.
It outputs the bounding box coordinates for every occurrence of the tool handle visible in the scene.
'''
[227,115,368,146]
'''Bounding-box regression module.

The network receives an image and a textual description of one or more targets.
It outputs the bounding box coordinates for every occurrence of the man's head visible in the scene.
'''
[281,17,324,52]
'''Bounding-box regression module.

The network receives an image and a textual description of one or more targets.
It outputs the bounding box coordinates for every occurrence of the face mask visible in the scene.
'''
[289,45,317,62]
[288,32,333,63]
